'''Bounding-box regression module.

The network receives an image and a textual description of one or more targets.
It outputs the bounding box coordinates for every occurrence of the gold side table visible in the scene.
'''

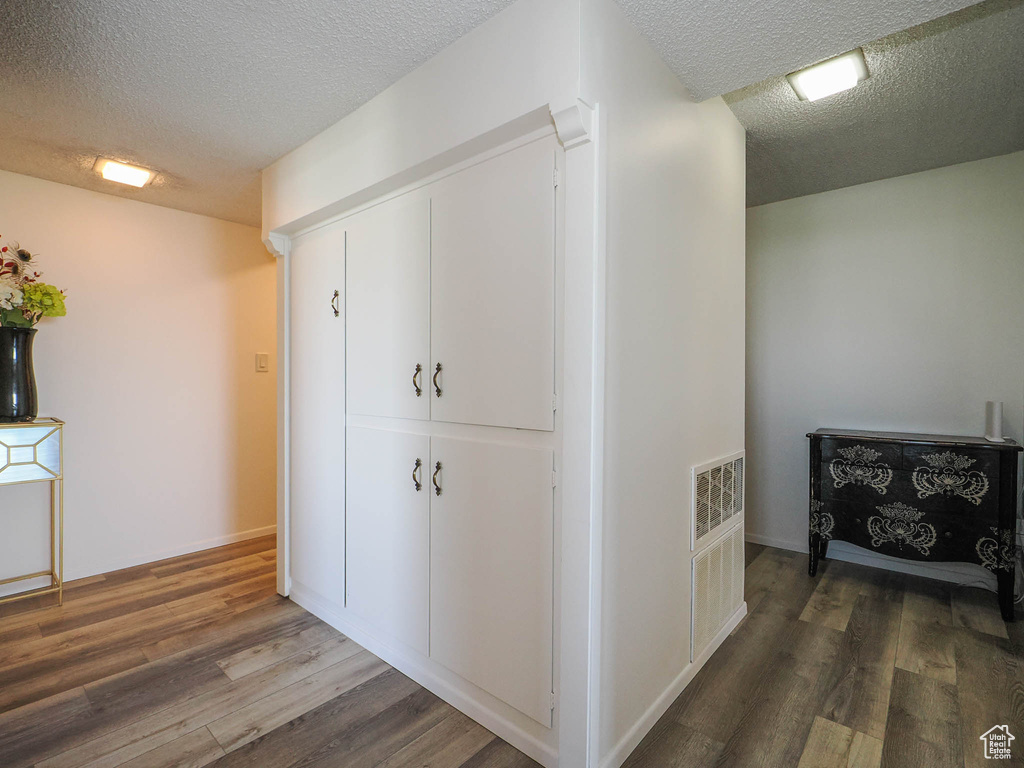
[0,417,64,607]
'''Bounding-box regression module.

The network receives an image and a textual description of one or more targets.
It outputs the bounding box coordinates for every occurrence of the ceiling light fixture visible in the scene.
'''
[787,49,869,102]
[95,159,153,187]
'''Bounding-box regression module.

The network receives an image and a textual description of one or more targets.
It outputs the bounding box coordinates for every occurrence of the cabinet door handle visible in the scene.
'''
[433,363,443,398]
[331,290,340,317]
[412,364,423,397]
[412,458,422,492]
[432,461,442,496]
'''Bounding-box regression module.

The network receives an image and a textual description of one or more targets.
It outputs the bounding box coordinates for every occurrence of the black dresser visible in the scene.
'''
[808,428,1021,620]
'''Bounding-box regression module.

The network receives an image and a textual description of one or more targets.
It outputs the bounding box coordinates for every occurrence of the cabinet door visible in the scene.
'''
[346,427,429,654]
[290,223,346,604]
[430,138,557,431]
[429,436,554,726]
[346,195,431,420]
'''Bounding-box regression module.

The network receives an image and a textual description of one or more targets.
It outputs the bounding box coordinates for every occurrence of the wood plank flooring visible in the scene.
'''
[2,537,1020,767]
[629,544,1024,768]
[0,537,538,768]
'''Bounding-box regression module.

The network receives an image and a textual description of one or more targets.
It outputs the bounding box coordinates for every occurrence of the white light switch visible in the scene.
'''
[256,353,270,373]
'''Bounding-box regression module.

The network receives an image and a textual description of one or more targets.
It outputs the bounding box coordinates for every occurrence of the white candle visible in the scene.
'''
[985,401,1004,442]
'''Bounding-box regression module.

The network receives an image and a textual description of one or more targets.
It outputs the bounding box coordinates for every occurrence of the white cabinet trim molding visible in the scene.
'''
[551,100,595,149]
[263,231,291,259]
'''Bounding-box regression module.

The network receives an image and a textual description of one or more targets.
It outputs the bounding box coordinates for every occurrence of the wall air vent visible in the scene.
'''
[692,451,745,551]
[691,523,744,662]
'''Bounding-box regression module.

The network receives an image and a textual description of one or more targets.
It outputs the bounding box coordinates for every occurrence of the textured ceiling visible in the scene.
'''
[730,0,1024,207]
[0,0,517,226]
[615,0,979,101]
[2,0,1015,225]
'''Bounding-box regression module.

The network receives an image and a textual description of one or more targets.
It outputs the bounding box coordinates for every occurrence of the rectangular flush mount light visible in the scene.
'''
[787,49,869,102]
[95,158,153,187]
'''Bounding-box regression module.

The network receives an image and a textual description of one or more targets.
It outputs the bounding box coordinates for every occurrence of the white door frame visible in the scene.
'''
[264,232,292,597]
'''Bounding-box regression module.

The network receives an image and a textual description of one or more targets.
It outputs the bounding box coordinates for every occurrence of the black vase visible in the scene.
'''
[0,327,38,423]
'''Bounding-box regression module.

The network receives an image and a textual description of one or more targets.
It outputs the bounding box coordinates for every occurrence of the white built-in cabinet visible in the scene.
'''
[289,135,562,733]
[428,436,554,726]
[345,197,431,422]
[346,428,554,725]
[289,222,346,600]
[429,147,556,432]
[345,426,430,655]
[345,138,556,432]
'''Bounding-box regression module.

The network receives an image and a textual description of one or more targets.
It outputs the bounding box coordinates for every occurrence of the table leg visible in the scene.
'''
[57,479,64,606]
[49,480,56,592]
[998,569,1014,622]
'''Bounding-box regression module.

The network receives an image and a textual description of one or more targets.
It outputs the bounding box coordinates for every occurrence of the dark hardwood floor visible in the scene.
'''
[1,537,1019,767]
[0,536,537,768]
[626,544,1024,768]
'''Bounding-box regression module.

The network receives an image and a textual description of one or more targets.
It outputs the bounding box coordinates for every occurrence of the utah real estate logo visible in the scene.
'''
[980,725,1014,760]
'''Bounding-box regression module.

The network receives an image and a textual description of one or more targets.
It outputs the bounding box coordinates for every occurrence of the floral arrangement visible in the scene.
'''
[0,234,67,328]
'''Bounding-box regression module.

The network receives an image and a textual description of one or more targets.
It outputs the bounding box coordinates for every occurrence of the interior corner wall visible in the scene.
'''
[746,150,1024,557]
[580,0,746,763]
[0,170,277,590]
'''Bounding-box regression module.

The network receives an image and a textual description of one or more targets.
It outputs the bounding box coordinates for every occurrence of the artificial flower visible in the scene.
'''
[0,238,36,287]
[0,235,66,327]
[0,277,23,310]
[21,283,66,318]
[1,259,26,284]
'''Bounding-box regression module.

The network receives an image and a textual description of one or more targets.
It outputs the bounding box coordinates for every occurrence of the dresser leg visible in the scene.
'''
[809,533,819,576]
[997,570,1014,622]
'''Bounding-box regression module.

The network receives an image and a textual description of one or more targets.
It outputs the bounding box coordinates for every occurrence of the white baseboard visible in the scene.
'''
[743,531,805,552]
[744,532,997,591]
[289,581,559,768]
[598,602,747,768]
[65,524,277,584]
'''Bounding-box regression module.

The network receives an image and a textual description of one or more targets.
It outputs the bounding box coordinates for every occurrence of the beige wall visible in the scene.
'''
[746,151,1024,567]
[0,169,277,589]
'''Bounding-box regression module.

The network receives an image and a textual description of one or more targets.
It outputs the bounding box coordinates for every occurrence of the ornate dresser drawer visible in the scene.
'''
[821,460,998,518]
[808,428,1021,620]
[820,437,902,470]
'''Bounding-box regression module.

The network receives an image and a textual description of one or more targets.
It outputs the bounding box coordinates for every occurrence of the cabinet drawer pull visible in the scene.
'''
[412,458,422,492]
[433,461,442,496]
[433,363,443,398]
[331,290,340,317]
[413,364,423,397]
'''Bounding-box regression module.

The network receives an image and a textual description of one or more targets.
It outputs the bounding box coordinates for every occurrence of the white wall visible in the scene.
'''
[0,170,277,589]
[580,1,746,764]
[746,151,1024,557]
[262,0,581,239]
